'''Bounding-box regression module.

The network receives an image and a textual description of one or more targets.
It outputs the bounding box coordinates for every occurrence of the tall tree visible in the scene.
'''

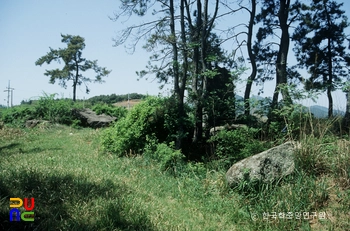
[185,0,219,143]
[35,34,111,101]
[243,0,258,116]
[292,0,349,117]
[255,0,300,109]
[112,0,237,149]
[112,0,189,149]
[343,84,350,131]
[342,52,350,130]
[220,0,260,116]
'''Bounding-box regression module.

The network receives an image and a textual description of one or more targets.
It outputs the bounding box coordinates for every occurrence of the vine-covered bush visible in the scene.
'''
[101,96,193,156]
[1,106,36,126]
[208,128,269,169]
[144,141,185,174]
[35,93,78,125]
[1,93,83,127]
[92,103,127,119]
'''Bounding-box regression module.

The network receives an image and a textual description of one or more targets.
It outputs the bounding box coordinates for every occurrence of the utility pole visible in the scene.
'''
[4,80,14,108]
[128,93,130,110]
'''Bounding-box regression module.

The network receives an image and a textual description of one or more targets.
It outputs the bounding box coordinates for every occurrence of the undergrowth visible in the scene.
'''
[0,97,349,230]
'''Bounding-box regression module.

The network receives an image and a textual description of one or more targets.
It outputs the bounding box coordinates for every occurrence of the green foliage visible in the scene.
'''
[0,93,85,127]
[92,103,127,118]
[208,128,268,170]
[35,93,78,125]
[35,34,111,101]
[101,96,193,156]
[1,119,349,230]
[87,93,145,105]
[267,103,314,141]
[205,66,236,129]
[0,106,36,126]
[101,96,164,155]
[292,0,349,117]
[144,141,185,175]
[71,119,82,129]
[161,96,194,144]
[20,99,33,105]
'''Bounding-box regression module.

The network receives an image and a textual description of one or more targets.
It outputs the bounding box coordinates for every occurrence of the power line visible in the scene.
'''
[4,80,14,108]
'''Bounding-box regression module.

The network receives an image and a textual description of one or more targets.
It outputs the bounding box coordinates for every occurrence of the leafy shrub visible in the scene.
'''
[268,104,314,141]
[87,93,145,105]
[34,93,77,125]
[101,96,167,155]
[208,128,268,169]
[101,96,193,156]
[0,106,36,126]
[92,103,127,119]
[144,141,185,174]
[160,96,193,145]
[183,162,207,178]
[1,93,87,127]
[71,119,82,129]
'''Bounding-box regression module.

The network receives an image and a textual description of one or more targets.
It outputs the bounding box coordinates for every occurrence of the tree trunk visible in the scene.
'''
[73,67,79,102]
[244,0,257,116]
[273,0,292,109]
[324,2,333,118]
[342,90,350,130]
[192,0,203,143]
[170,0,184,149]
[271,79,280,110]
[327,84,333,118]
[170,0,179,99]
[346,91,350,117]
[201,0,209,136]
[174,0,188,150]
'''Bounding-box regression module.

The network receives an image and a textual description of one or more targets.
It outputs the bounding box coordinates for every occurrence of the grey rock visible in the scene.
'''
[209,124,247,135]
[226,141,296,186]
[25,119,49,128]
[72,108,116,128]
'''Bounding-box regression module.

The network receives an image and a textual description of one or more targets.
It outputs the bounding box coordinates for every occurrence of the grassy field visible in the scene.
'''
[0,124,349,230]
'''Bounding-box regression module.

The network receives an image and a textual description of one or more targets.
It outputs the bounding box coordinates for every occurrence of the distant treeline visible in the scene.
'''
[86,93,146,104]
[20,93,146,106]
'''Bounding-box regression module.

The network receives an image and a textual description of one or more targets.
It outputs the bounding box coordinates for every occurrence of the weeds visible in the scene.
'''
[0,98,349,230]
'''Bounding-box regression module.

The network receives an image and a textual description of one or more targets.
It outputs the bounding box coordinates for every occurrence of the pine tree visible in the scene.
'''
[35,34,111,101]
[292,0,349,117]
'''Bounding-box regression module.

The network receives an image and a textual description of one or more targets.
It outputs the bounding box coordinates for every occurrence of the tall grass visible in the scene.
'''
[0,113,349,230]
[0,125,243,230]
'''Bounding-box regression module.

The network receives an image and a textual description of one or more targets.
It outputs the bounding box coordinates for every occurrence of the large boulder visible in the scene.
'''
[226,141,296,186]
[72,108,116,128]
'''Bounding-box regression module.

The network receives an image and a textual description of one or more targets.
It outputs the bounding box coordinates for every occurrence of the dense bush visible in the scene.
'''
[0,106,36,126]
[87,93,145,105]
[144,141,185,175]
[101,96,193,156]
[208,128,269,169]
[1,93,83,127]
[92,103,127,119]
[35,93,79,125]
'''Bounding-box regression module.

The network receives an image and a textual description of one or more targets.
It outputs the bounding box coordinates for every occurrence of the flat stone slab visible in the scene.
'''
[73,108,116,128]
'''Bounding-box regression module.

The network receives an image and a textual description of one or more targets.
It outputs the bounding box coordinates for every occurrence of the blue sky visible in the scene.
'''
[0,0,349,110]
[0,0,163,106]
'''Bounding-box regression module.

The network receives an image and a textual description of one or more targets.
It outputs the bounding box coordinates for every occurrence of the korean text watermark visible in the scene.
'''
[251,211,328,221]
